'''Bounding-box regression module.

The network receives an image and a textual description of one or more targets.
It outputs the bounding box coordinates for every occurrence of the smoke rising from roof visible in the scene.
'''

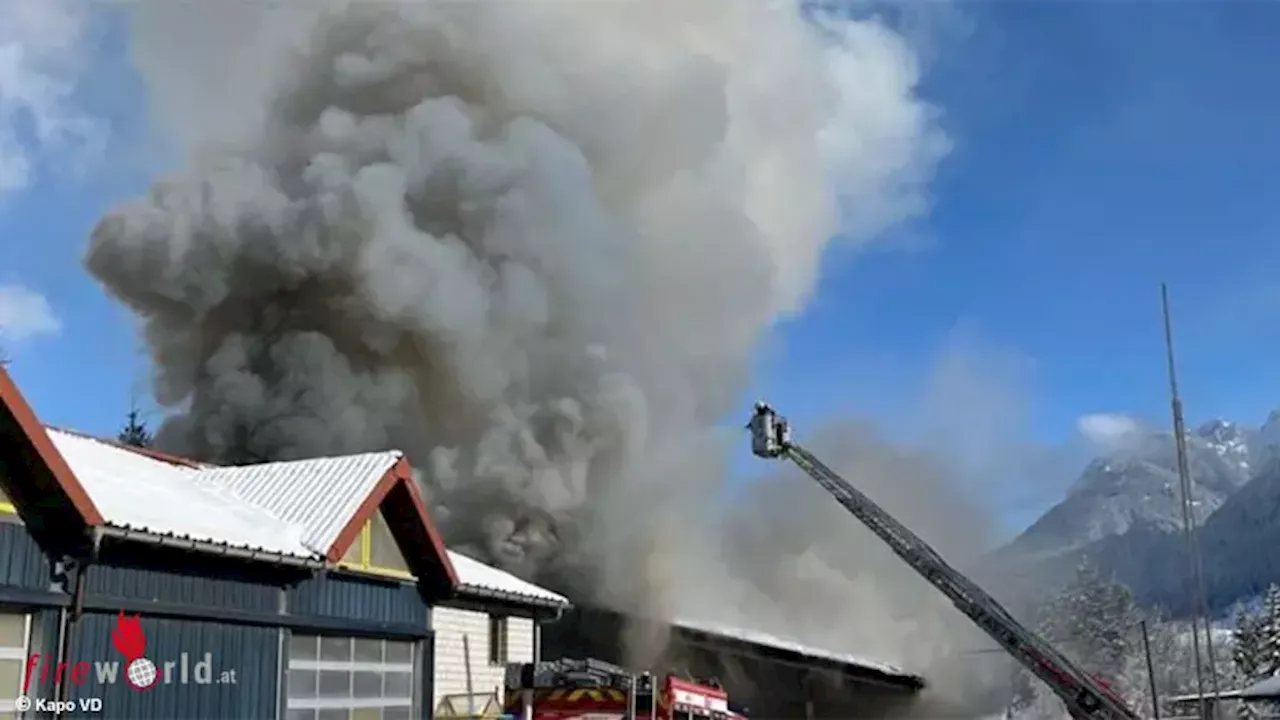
[84,0,986,708]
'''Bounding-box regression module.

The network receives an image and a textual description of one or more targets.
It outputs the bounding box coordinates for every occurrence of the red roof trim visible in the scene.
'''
[0,368,104,526]
[326,457,459,590]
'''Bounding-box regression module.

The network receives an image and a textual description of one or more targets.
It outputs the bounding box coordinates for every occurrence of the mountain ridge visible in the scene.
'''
[999,414,1280,617]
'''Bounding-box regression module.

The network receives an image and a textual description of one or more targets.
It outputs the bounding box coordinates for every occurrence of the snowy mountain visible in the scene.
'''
[998,415,1280,617]
[1006,419,1256,558]
[1169,456,1280,612]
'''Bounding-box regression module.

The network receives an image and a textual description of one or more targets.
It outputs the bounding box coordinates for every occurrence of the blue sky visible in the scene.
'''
[5,1,1280,534]
[743,1,1280,529]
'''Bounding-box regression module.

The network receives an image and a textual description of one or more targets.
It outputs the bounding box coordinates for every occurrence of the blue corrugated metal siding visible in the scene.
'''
[85,562,279,614]
[0,522,50,590]
[32,607,61,660]
[64,612,280,719]
[288,574,427,626]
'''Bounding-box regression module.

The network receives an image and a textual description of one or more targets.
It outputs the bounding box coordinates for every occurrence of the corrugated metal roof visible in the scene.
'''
[42,427,569,609]
[672,616,913,679]
[448,550,570,607]
[200,451,402,554]
[47,429,314,557]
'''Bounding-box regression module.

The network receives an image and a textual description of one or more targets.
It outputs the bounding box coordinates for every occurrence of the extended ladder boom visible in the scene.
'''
[747,403,1139,720]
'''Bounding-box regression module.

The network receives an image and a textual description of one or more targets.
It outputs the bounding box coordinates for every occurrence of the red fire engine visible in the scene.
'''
[505,658,745,720]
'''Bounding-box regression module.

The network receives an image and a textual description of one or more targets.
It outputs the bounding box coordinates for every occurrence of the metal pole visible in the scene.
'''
[651,674,659,720]
[804,670,815,720]
[629,671,638,720]
[1162,283,1222,718]
[463,634,476,718]
[1142,620,1161,720]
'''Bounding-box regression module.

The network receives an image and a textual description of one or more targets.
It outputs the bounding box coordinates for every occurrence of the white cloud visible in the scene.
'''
[0,284,60,342]
[1077,412,1143,451]
[0,0,101,195]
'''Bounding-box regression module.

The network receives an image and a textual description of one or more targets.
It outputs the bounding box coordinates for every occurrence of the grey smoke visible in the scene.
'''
[85,0,972,701]
[677,330,1037,715]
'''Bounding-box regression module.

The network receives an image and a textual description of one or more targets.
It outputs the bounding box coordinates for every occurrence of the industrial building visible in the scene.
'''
[541,606,924,718]
[0,367,568,720]
[0,364,919,719]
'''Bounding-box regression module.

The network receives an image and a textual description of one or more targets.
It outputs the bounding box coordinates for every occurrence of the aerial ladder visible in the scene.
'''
[747,402,1141,720]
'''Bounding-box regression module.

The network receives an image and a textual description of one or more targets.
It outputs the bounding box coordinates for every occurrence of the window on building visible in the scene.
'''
[487,616,507,666]
[337,512,413,579]
[340,535,364,565]
[368,513,410,574]
[285,633,417,720]
[0,613,30,715]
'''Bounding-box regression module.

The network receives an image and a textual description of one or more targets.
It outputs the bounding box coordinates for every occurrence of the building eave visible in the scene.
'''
[98,524,327,569]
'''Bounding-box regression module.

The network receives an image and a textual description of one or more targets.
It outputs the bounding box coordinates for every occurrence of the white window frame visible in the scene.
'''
[284,634,418,719]
[0,613,31,715]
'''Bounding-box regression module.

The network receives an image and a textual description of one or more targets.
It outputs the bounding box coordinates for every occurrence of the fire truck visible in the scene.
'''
[505,657,747,720]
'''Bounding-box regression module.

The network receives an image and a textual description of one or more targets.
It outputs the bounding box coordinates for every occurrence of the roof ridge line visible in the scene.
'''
[44,426,210,469]
[207,448,406,469]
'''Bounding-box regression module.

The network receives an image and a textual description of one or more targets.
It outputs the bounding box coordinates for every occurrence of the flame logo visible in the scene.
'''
[111,611,157,691]
[111,611,146,661]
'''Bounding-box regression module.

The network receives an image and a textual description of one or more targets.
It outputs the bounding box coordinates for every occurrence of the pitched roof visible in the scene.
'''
[208,453,570,607]
[0,370,103,536]
[0,366,457,593]
[46,430,575,606]
[58,430,456,587]
[448,549,570,608]
[48,429,313,557]
[199,451,404,555]
[0,366,568,610]
[671,616,917,683]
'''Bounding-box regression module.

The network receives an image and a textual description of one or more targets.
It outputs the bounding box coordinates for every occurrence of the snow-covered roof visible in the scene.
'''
[47,429,316,558]
[448,550,570,608]
[201,451,403,553]
[45,430,416,561]
[39,428,564,610]
[672,616,914,680]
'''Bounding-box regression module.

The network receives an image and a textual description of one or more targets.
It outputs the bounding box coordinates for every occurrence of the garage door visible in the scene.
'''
[0,613,29,716]
[285,634,417,720]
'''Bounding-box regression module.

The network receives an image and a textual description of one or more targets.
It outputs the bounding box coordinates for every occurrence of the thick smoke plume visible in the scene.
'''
[699,332,1045,715]
[85,0,977,708]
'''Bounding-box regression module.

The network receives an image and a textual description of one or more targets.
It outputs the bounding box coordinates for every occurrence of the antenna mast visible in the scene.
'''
[1162,283,1220,718]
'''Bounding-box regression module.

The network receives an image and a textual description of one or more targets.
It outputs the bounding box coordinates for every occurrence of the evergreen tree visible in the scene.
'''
[1130,615,1199,717]
[118,409,153,448]
[1008,560,1148,717]
[1258,584,1280,677]
[1235,608,1266,682]
[1231,606,1266,719]
[1038,561,1141,683]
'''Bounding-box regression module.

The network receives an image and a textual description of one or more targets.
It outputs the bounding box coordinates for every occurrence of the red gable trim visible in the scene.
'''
[0,367,103,526]
[327,457,458,595]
